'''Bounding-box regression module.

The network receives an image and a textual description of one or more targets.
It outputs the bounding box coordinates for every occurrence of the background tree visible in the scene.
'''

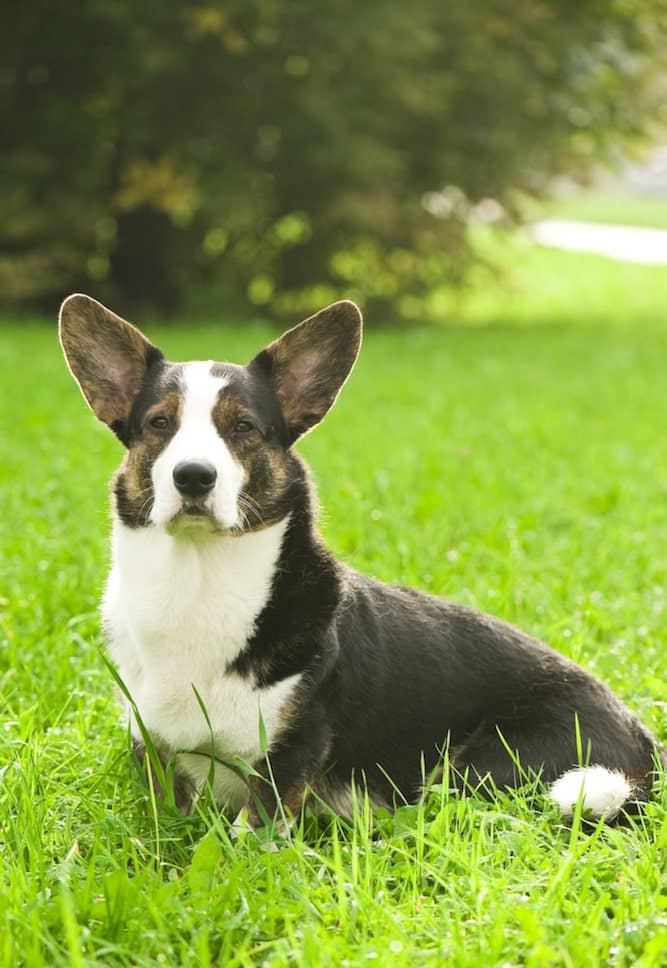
[2,0,667,321]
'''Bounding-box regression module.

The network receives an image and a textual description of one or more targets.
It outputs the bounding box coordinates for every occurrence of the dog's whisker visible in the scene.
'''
[238,492,265,525]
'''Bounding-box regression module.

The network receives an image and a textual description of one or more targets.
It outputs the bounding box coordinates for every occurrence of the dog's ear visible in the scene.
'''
[59,293,163,444]
[250,300,363,445]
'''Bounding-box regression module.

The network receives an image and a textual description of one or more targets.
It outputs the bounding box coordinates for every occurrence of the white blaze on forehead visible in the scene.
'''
[180,361,227,424]
[150,360,245,529]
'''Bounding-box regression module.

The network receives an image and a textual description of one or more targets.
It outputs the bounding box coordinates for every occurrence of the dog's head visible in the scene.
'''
[59,295,362,534]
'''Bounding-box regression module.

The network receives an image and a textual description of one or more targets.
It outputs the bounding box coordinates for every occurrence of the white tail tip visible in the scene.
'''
[550,766,633,821]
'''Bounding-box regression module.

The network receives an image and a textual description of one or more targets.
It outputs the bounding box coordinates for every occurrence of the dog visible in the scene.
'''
[59,293,665,826]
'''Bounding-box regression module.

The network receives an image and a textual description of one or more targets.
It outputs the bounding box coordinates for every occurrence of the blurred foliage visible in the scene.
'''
[2,0,667,322]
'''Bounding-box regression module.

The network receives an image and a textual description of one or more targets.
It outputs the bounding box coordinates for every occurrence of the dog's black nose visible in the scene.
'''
[173,460,217,498]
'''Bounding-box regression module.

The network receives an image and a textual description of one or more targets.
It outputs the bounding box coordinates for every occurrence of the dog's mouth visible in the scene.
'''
[167,502,221,534]
[160,496,245,536]
[182,504,210,517]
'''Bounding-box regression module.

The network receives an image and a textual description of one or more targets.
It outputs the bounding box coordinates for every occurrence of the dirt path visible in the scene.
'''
[531,218,667,264]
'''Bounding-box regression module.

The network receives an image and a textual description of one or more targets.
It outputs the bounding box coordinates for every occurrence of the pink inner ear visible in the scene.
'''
[87,355,143,425]
[112,359,144,399]
[288,349,322,392]
[277,348,329,423]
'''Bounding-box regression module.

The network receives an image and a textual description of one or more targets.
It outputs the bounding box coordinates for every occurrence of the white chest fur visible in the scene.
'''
[102,516,297,809]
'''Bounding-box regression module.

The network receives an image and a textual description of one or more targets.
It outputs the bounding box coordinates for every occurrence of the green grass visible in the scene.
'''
[539,188,667,230]
[462,227,667,329]
[2,243,667,965]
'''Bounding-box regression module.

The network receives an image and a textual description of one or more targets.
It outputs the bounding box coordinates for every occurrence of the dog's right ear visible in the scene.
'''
[249,300,363,446]
[59,294,163,444]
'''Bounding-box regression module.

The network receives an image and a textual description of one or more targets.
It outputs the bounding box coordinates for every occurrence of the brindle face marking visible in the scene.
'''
[114,365,185,528]
[209,364,297,530]
[59,294,363,536]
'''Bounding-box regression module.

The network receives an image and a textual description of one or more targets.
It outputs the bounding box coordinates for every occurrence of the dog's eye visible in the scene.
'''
[148,414,170,431]
[234,419,255,434]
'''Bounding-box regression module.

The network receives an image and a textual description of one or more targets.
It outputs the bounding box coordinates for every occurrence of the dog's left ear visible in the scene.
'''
[250,300,363,445]
[59,293,163,444]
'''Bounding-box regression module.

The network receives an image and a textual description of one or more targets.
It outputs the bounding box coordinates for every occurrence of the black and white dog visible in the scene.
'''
[59,294,665,825]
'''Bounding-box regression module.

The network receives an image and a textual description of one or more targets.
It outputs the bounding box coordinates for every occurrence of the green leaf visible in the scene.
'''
[187,831,223,893]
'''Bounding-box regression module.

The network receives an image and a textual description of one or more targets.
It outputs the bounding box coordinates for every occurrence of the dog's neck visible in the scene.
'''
[229,487,342,685]
[107,514,291,662]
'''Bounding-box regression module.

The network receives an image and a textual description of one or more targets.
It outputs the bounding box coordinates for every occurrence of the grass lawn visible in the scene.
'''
[2,243,667,965]
[538,187,667,231]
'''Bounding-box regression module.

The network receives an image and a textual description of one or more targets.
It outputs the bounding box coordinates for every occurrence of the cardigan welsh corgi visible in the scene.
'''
[59,294,665,826]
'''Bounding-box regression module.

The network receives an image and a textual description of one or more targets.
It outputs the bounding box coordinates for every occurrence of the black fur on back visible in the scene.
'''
[232,462,665,812]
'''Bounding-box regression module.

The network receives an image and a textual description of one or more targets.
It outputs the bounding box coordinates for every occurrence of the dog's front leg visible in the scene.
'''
[245,710,332,829]
[132,739,196,813]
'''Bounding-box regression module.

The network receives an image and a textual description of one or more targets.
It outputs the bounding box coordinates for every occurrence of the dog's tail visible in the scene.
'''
[549,765,645,822]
